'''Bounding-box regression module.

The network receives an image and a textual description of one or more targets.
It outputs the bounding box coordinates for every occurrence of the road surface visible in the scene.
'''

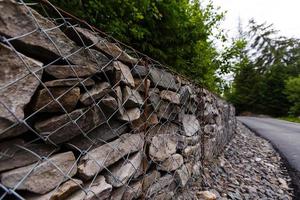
[238,117,300,193]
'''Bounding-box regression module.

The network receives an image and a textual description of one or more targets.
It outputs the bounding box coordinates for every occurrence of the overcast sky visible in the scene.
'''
[212,0,300,39]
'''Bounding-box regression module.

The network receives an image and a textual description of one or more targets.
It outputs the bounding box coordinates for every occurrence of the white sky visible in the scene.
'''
[212,0,300,39]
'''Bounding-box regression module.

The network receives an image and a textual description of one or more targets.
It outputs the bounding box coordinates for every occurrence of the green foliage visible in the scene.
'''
[226,20,300,117]
[285,76,300,116]
[279,117,300,123]
[50,0,226,91]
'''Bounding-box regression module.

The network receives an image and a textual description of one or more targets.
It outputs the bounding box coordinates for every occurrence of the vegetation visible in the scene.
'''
[279,117,300,123]
[50,0,232,92]
[226,20,300,117]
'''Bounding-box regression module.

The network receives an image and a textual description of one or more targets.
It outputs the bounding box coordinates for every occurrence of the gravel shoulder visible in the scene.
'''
[201,121,295,199]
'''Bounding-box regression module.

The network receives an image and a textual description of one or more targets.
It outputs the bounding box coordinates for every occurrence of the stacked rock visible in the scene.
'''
[0,1,236,199]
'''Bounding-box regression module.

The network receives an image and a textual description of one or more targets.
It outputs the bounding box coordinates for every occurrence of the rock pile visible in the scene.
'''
[0,1,236,199]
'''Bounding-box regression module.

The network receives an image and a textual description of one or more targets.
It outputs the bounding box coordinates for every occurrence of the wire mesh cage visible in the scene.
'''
[0,0,236,199]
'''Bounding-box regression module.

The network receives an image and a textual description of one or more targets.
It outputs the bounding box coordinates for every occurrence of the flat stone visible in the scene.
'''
[119,108,141,122]
[134,78,151,93]
[157,101,180,121]
[78,133,144,180]
[131,65,149,77]
[149,134,177,161]
[101,95,118,111]
[113,61,135,87]
[122,86,144,108]
[0,139,55,172]
[33,87,80,112]
[1,151,77,194]
[175,164,190,187]
[106,151,143,187]
[45,65,98,79]
[196,191,217,200]
[113,86,125,116]
[68,27,138,65]
[0,1,109,71]
[35,107,105,144]
[182,143,201,158]
[153,191,174,200]
[179,85,192,104]
[158,154,183,172]
[44,78,95,87]
[147,174,175,198]
[110,186,126,200]
[160,90,180,104]
[65,176,112,200]
[123,181,143,199]
[80,82,111,106]
[131,113,159,132]
[67,121,128,151]
[0,44,43,139]
[181,114,200,136]
[148,88,161,109]
[147,123,179,138]
[149,68,178,91]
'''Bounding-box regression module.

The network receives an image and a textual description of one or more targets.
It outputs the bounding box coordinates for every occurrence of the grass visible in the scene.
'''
[279,117,300,123]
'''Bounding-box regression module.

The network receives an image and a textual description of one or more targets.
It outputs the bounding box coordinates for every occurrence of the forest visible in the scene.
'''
[51,0,300,118]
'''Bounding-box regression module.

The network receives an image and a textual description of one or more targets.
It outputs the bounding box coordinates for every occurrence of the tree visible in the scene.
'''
[285,76,300,116]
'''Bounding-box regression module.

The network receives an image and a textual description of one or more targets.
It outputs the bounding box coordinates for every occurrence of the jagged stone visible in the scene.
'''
[119,108,141,122]
[181,114,200,136]
[179,85,192,104]
[113,86,125,116]
[160,90,180,105]
[147,174,175,198]
[0,44,42,139]
[147,123,179,138]
[110,186,126,200]
[44,78,95,87]
[1,151,77,194]
[123,181,143,199]
[131,65,149,77]
[175,164,190,187]
[158,154,183,172]
[35,107,105,144]
[65,176,112,200]
[122,86,144,108]
[153,191,174,200]
[0,140,55,172]
[182,143,201,158]
[0,1,109,70]
[101,95,118,111]
[45,65,98,79]
[67,120,128,151]
[149,134,177,162]
[67,27,138,65]
[157,101,180,121]
[80,82,111,106]
[131,112,159,132]
[33,87,80,113]
[196,191,217,200]
[78,133,144,180]
[106,151,143,187]
[113,61,135,87]
[134,78,151,93]
[148,88,161,109]
[149,68,178,91]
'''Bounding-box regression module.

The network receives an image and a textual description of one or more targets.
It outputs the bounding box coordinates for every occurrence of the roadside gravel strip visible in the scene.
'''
[201,122,295,199]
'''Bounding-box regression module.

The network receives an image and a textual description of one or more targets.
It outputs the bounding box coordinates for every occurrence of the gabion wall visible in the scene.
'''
[0,0,236,199]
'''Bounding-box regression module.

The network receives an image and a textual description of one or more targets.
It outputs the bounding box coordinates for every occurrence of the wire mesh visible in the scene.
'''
[0,0,236,199]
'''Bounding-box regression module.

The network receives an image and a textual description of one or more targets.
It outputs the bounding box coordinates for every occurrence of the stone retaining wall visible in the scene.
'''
[0,1,236,199]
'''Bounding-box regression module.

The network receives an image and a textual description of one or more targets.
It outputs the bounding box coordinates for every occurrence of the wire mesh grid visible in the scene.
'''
[0,0,236,199]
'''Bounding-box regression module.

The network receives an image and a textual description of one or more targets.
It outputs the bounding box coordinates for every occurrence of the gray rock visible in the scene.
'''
[78,133,144,180]
[149,134,177,161]
[147,123,179,138]
[175,164,190,187]
[35,107,105,144]
[113,86,125,116]
[45,65,98,79]
[101,95,118,111]
[134,78,151,93]
[160,90,180,105]
[44,78,95,87]
[65,175,112,200]
[148,88,161,109]
[157,101,180,121]
[68,27,138,65]
[131,65,149,77]
[149,67,178,91]
[179,85,192,104]
[0,1,108,72]
[80,82,111,106]
[158,154,183,172]
[0,44,43,139]
[67,120,128,151]
[147,174,175,198]
[119,108,141,122]
[1,151,77,194]
[110,186,126,200]
[106,151,143,187]
[123,181,143,199]
[122,86,144,108]
[33,87,80,113]
[181,114,200,136]
[113,61,135,87]
[0,139,55,172]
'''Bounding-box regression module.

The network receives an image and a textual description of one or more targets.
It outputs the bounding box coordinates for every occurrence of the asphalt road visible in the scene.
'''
[238,116,300,193]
